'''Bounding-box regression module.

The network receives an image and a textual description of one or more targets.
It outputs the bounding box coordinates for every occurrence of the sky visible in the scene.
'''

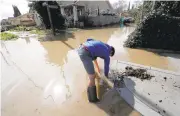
[109,0,136,4]
[0,0,29,20]
[0,0,136,21]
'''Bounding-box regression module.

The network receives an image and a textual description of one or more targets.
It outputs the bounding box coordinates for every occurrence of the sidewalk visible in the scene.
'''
[108,60,180,116]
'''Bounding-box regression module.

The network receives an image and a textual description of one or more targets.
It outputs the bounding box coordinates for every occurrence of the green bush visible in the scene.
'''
[0,32,18,40]
[128,1,153,24]
[124,1,180,51]
[128,7,142,24]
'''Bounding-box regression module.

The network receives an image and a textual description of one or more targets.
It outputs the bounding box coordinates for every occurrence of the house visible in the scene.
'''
[7,13,36,26]
[15,13,36,26]
[57,0,119,27]
[58,1,113,16]
[0,19,14,31]
[29,8,43,27]
[28,1,119,28]
[8,17,20,26]
[19,13,36,26]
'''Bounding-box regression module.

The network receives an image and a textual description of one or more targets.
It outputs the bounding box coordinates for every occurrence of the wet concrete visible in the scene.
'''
[111,61,180,116]
[1,26,180,116]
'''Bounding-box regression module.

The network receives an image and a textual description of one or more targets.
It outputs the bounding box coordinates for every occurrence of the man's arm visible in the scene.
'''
[104,56,110,77]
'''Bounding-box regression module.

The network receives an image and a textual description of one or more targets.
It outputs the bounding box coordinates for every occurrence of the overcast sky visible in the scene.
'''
[0,0,29,20]
[0,0,136,20]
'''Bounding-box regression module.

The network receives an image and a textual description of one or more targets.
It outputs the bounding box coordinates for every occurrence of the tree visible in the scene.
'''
[29,1,65,30]
[124,1,180,51]
[112,0,127,13]
[128,1,130,11]
[12,5,21,17]
[154,1,180,16]
[128,1,153,24]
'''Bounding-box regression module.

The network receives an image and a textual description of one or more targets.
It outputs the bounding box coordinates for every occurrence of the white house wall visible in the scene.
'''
[89,15,119,26]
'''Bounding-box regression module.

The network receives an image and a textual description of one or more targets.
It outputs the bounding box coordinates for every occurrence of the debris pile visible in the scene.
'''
[109,66,154,87]
[124,66,154,81]
[163,77,167,81]
[159,100,162,103]
[109,70,125,88]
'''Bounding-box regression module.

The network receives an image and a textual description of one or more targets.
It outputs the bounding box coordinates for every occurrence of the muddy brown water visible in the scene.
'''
[1,26,180,116]
[41,27,179,71]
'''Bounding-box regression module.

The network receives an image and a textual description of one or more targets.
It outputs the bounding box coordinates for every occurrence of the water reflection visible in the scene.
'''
[41,27,117,65]
[25,37,30,44]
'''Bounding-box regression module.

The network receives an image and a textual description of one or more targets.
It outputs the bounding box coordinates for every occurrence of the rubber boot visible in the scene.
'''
[87,86,99,103]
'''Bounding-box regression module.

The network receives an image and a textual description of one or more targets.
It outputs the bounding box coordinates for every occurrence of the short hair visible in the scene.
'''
[111,46,115,56]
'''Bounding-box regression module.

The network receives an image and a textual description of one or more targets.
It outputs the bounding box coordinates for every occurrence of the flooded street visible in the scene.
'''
[41,26,180,71]
[1,26,180,116]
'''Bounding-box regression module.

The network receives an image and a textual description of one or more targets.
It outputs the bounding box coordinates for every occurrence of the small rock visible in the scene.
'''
[125,67,128,70]
[156,104,157,106]
[158,111,161,114]
[163,110,166,113]
[174,85,178,87]
[148,93,150,95]
[174,103,176,105]
[164,77,167,81]
[159,100,162,103]
[165,91,167,92]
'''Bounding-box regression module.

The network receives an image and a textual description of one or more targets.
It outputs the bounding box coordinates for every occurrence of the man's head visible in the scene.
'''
[110,46,115,57]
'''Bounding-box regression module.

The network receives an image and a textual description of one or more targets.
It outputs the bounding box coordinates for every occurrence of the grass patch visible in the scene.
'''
[9,26,47,36]
[9,26,37,31]
[0,32,18,41]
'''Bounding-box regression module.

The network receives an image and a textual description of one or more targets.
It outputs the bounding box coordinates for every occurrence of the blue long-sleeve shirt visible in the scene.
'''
[83,39,111,76]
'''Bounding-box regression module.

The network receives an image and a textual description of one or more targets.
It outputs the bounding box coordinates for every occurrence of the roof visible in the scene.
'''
[57,1,113,10]
[57,1,75,6]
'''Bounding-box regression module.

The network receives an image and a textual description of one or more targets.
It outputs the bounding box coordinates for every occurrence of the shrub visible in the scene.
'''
[124,1,180,51]
[0,32,18,40]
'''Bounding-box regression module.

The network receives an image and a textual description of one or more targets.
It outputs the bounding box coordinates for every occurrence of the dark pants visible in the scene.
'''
[77,45,95,75]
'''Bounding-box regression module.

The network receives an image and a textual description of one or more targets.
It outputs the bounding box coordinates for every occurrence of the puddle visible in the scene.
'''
[41,27,117,65]
[1,26,180,116]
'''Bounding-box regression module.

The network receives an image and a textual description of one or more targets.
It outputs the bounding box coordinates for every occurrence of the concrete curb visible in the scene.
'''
[107,60,180,116]
[117,61,180,76]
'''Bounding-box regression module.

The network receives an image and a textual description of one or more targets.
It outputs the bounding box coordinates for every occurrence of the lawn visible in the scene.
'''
[0,32,18,41]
